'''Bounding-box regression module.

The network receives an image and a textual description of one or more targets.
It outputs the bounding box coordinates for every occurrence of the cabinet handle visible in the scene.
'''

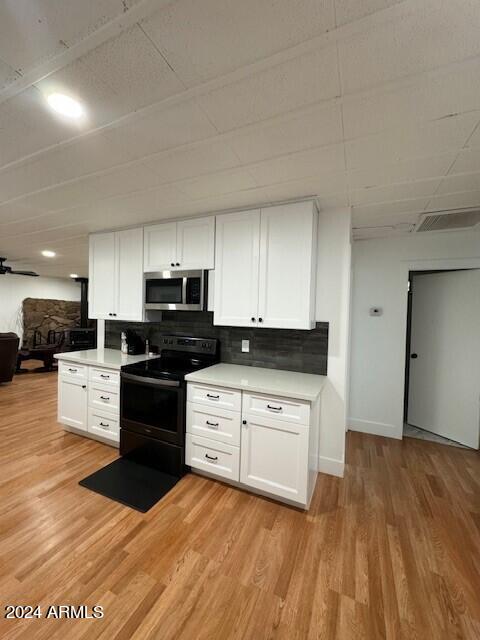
[251,317,256,322]
[68,368,77,372]
[205,453,218,462]
[100,374,110,379]
[176,262,180,266]
[242,420,247,425]
[267,404,282,412]
[112,313,117,317]
[99,422,109,428]
[258,317,263,323]
[170,262,175,267]
[206,393,219,400]
[144,428,152,434]
[82,385,87,389]
[100,395,110,401]
[206,420,219,428]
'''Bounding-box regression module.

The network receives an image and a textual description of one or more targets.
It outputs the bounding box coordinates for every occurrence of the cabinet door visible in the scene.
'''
[176,216,215,270]
[115,227,144,321]
[214,210,260,327]
[89,232,116,320]
[240,415,309,505]
[58,377,88,432]
[144,222,177,271]
[258,202,317,329]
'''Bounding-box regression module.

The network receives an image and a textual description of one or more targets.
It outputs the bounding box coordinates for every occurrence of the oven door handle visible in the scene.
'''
[121,373,180,388]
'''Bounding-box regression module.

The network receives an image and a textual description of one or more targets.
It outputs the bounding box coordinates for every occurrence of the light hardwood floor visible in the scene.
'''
[1,370,479,640]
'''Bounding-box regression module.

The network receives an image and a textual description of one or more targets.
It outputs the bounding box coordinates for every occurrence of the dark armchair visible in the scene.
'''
[0,333,20,383]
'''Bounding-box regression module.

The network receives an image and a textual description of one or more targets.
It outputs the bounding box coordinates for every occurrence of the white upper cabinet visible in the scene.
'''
[176,217,215,270]
[143,222,177,271]
[88,201,317,328]
[258,202,317,329]
[89,228,144,321]
[89,232,116,321]
[115,227,144,322]
[144,216,215,272]
[214,209,260,327]
[214,202,317,329]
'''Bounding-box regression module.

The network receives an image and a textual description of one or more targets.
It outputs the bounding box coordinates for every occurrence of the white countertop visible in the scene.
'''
[185,363,326,402]
[55,348,158,370]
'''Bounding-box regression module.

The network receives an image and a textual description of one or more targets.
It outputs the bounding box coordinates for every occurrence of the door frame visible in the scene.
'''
[399,257,480,439]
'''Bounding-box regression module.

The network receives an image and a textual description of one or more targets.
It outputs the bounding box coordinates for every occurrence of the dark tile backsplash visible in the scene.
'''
[105,312,328,375]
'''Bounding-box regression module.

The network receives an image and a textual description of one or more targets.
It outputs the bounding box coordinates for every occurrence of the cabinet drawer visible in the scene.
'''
[89,367,119,387]
[243,392,310,426]
[186,433,239,481]
[88,407,119,441]
[89,384,120,413]
[59,361,87,379]
[187,402,240,446]
[187,383,241,412]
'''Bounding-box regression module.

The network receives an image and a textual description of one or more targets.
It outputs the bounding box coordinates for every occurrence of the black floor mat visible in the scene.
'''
[79,458,180,512]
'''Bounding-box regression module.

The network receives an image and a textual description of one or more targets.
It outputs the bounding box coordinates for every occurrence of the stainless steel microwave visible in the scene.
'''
[144,270,206,311]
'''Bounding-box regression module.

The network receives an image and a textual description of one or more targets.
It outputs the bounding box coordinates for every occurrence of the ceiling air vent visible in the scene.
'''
[416,208,480,232]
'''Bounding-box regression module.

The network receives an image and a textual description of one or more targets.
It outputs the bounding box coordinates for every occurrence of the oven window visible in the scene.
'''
[123,382,179,433]
[146,278,183,304]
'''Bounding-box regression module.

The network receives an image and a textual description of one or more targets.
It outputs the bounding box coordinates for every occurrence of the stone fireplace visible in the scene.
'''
[22,298,81,349]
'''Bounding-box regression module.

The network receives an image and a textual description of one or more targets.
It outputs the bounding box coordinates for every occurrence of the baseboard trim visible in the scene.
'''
[318,455,344,478]
[348,418,402,440]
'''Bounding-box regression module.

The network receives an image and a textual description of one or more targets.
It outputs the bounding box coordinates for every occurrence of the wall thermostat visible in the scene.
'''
[369,307,383,316]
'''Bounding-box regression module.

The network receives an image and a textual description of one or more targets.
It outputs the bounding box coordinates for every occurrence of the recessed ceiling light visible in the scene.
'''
[47,93,84,119]
[70,273,79,279]
[41,250,56,258]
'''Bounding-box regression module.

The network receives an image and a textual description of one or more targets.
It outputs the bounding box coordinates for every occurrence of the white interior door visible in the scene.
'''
[408,270,480,448]
[213,209,260,327]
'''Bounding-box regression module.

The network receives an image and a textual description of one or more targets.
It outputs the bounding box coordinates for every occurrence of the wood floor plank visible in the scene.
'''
[0,370,479,639]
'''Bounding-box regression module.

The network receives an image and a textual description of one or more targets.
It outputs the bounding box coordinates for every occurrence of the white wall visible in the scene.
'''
[349,229,480,439]
[0,276,80,341]
[316,207,352,477]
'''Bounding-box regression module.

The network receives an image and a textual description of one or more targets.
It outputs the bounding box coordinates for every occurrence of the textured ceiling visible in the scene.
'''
[0,0,480,277]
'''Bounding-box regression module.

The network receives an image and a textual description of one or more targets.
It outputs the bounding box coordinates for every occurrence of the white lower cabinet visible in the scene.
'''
[186,382,319,508]
[89,383,120,413]
[186,402,240,446]
[240,416,309,505]
[58,361,120,447]
[58,376,88,431]
[187,382,241,412]
[88,407,120,440]
[186,433,240,481]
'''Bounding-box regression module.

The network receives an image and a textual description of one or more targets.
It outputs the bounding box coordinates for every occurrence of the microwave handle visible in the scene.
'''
[182,276,187,307]
[121,373,180,388]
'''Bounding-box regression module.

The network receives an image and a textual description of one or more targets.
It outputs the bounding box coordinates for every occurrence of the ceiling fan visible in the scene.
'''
[0,257,39,277]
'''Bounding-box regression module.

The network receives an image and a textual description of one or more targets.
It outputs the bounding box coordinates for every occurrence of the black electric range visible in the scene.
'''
[120,336,219,477]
